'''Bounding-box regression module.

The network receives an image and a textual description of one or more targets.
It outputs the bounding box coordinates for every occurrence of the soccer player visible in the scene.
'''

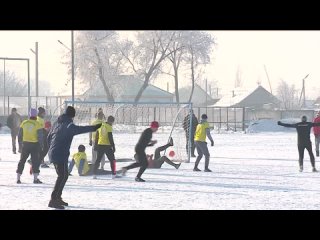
[194,114,214,172]
[16,108,43,184]
[47,106,102,209]
[122,121,159,182]
[278,115,320,172]
[93,115,117,179]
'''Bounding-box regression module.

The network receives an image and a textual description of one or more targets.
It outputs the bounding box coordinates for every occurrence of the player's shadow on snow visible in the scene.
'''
[65,182,246,196]
[214,156,297,162]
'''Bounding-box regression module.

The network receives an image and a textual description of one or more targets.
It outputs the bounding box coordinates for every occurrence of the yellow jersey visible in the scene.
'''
[37,116,45,129]
[97,122,113,145]
[20,119,42,143]
[91,119,104,141]
[194,122,210,142]
[72,152,90,175]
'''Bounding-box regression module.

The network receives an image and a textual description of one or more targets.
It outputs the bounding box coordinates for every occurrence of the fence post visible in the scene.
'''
[234,107,236,132]
[242,107,245,131]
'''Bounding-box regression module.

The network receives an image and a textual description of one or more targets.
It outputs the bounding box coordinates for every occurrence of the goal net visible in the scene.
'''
[62,101,193,163]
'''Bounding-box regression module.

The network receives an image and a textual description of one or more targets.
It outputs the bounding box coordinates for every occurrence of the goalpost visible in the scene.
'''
[63,101,193,163]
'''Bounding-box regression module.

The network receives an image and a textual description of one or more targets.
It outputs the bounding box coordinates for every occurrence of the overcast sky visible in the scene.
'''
[0,30,320,99]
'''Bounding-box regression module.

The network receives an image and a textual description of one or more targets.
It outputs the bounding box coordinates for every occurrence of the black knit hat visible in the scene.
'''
[65,106,76,118]
[201,114,208,120]
[38,107,45,114]
[78,144,85,152]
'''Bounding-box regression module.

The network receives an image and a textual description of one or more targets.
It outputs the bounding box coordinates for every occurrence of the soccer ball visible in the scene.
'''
[169,150,175,157]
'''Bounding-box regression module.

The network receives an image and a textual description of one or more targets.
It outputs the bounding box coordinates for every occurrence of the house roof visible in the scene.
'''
[178,83,215,105]
[83,75,173,99]
[213,85,280,108]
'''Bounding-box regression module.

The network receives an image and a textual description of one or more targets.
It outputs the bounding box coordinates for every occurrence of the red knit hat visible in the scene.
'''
[150,121,159,128]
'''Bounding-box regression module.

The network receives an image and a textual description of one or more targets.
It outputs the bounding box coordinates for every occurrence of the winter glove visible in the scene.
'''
[89,140,92,146]
[277,121,281,125]
[211,140,214,146]
[94,123,102,130]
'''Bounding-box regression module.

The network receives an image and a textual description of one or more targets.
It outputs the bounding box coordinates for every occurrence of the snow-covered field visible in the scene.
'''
[1,127,320,210]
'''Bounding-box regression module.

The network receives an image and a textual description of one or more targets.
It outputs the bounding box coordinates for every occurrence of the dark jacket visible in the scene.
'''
[135,128,154,152]
[183,113,198,134]
[278,121,320,145]
[47,114,100,163]
[7,113,22,130]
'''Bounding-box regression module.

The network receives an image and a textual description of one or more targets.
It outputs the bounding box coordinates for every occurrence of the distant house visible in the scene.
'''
[178,84,219,107]
[213,85,280,110]
[313,97,320,109]
[82,75,174,103]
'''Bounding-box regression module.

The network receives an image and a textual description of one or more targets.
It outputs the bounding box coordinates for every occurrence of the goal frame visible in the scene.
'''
[64,100,193,163]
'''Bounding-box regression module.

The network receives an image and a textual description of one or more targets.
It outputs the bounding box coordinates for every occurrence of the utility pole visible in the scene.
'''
[299,74,309,108]
[264,65,273,94]
[30,42,39,97]
[71,31,75,107]
[3,60,5,115]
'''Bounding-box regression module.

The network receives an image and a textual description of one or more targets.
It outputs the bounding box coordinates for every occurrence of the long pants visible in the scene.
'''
[94,145,115,175]
[51,161,69,201]
[39,145,48,164]
[151,156,178,169]
[185,132,195,155]
[315,135,320,153]
[11,128,19,153]
[92,142,105,169]
[125,149,148,178]
[298,143,315,167]
[194,141,210,169]
[151,143,178,168]
[16,142,41,174]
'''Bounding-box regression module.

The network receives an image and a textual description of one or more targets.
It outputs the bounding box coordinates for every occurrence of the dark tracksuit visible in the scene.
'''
[124,128,154,178]
[7,113,22,153]
[278,121,320,167]
[16,120,43,175]
[148,143,178,169]
[47,114,100,201]
[94,128,116,175]
[183,114,198,156]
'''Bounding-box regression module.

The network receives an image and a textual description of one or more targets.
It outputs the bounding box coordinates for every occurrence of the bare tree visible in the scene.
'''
[0,71,27,96]
[277,79,299,110]
[119,31,176,103]
[66,31,126,102]
[166,31,185,104]
[183,31,215,103]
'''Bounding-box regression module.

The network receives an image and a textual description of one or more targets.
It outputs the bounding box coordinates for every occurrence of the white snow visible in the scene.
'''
[1,127,320,210]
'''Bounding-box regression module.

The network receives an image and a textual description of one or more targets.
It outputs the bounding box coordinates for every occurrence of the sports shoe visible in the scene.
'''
[191,154,196,157]
[57,198,68,206]
[122,167,128,176]
[312,167,318,172]
[193,167,201,172]
[17,180,21,184]
[204,168,212,172]
[48,200,65,210]
[299,166,303,172]
[135,177,145,182]
[33,179,43,184]
[168,137,174,146]
[175,163,181,169]
[92,175,97,179]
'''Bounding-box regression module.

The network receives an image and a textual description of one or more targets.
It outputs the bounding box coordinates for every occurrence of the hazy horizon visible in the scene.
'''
[0,30,319,99]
